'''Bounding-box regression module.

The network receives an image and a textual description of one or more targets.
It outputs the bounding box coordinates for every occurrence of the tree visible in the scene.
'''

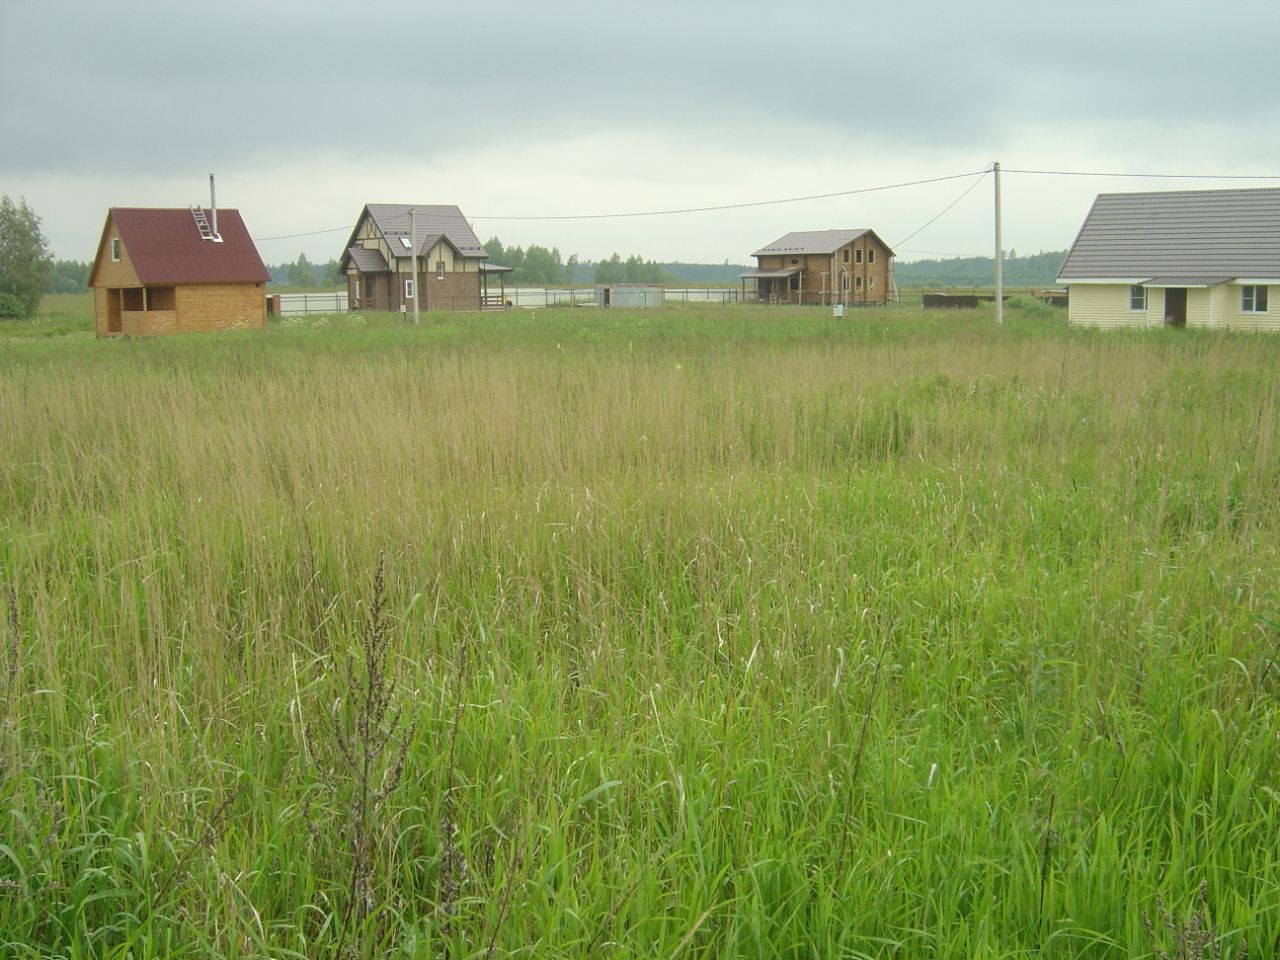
[0,196,53,317]
[287,252,316,287]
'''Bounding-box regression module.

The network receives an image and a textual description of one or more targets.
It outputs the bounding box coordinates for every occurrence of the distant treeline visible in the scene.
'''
[47,248,1068,294]
[894,250,1067,287]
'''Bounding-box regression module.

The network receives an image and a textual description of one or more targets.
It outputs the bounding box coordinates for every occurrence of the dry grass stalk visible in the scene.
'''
[1142,880,1245,960]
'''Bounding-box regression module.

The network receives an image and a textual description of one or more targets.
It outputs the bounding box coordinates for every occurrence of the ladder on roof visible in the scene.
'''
[190,206,221,242]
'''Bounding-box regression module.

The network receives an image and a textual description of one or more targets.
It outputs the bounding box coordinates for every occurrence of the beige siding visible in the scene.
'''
[1185,288,1211,328]
[1206,283,1232,329]
[1067,284,1156,328]
[1227,284,1280,332]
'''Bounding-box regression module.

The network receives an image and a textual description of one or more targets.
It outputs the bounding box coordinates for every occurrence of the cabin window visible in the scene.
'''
[868,249,876,264]
[840,273,849,292]
[789,257,799,265]
[855,249,862,263]
[869,276,876,290]
[436,261,445,280]
[147,286,176,310]
[399,237,412,250]
[1129,285,1147,311]
[404,279,415,300]
[121,287,144,310]
[1242,285,1269,313]
[842,249,850,263]
[789,273,800,292]
[111,237,121,262]
[855,276,863,290]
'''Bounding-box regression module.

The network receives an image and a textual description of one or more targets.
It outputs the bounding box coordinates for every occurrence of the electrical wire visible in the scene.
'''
[467,170,991,221]
[254,166,1280,244]
[893,168,990,248]
[1005,168,1280,180]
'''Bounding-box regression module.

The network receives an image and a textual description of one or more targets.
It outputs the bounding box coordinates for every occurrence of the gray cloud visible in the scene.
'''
[5,0,1276,178]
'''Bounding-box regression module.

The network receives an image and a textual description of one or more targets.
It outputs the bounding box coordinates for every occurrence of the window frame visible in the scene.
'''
[111,237,121,262]
[1241,285,1269,313]
[868,249,876,264]
[404,278,415,300]
[855,249,863,264]
[436,261,445,281]
[1129,285,1148,312]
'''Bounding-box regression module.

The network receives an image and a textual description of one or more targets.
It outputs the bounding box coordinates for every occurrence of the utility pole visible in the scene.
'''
[409,207,420,326]
[993,161,1003,327]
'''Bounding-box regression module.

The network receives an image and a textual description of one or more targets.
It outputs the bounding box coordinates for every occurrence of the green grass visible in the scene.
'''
[0,303,1276,958]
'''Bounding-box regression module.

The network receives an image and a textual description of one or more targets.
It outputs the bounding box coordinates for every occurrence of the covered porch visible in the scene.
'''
[480,262,514,309]
[739,267,801,304]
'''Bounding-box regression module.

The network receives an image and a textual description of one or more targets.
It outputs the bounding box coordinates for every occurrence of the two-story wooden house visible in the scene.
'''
[339,204,510,313]
[740,229,895,306]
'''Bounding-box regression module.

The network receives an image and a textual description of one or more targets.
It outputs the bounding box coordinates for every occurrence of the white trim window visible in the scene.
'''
[868,249,876,264]
[404,279,415,300]
[1241,285,1269,313]
[111,237,121,262]
[436,261,445,280]
[1129,285,1148,311]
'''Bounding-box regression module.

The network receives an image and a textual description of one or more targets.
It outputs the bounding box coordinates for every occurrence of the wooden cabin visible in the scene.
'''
[339,204,511,313]
[740,229,895,306]
[89,207,269,336]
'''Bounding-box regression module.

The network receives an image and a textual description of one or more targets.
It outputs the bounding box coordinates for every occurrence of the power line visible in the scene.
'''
[468,170,991,221]
[1006,168,1280,180]
[893,169,990,248]
[258,224,355,242]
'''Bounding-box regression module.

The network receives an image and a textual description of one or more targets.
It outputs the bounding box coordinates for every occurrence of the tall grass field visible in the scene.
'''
[1,303,1277,958]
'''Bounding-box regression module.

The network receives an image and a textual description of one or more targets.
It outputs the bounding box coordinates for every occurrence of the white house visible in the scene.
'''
[1057,188,1280,331]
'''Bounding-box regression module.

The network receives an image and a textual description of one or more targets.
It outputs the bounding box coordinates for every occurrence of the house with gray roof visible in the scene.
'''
[740,228,895,306]
[338,204,511,313]
[1057,188,1280,330]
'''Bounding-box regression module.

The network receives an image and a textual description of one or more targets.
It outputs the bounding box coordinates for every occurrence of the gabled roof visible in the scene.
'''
[90,208,270,286]
[753,229,895,258]
[1057,187,1280,281]
[346,246,388,272]
[341,204,488,270]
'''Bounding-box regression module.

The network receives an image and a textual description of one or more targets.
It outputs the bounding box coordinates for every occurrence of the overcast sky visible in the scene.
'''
[4,0,1279,266]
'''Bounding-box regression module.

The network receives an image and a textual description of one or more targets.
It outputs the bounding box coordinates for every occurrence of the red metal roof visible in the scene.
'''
[101,207,270,284]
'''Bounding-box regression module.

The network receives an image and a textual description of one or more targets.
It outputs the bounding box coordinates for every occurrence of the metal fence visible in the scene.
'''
[278,292,348,315]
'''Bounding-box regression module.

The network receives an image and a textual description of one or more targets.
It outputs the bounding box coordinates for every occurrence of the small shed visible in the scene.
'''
[89,207,269,336]
[595,284,663,308]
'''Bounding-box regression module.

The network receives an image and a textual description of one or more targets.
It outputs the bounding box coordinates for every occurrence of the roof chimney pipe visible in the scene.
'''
[209,174,219,238]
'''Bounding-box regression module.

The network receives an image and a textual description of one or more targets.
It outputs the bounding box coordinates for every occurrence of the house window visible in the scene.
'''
[842,249,850,263]
[855,276,863,290]
[436,261,445,280]
[111,237,121,262]
[1242,285,1269,313]
[405,279,415,300]
[869,276,876,290]
[868,249,876,264]
[789,258,799,265]
[841,273,849,292]
[1129,285,1147,311]
[789,273,800,292]
[855,249,863,263]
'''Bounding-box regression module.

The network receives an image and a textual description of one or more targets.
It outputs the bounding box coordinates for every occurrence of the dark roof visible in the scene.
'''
[346,246,388,272]
[358,204,487,258]
[93,208,269,285]
[1058,187,1280,281]
[753,229,895,258]
[739,268,802,279]
[1143,275,1236,286]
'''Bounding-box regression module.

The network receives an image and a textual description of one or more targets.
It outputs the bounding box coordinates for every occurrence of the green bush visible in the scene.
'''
[0,291,27,319]
[1006,294,1056,319]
